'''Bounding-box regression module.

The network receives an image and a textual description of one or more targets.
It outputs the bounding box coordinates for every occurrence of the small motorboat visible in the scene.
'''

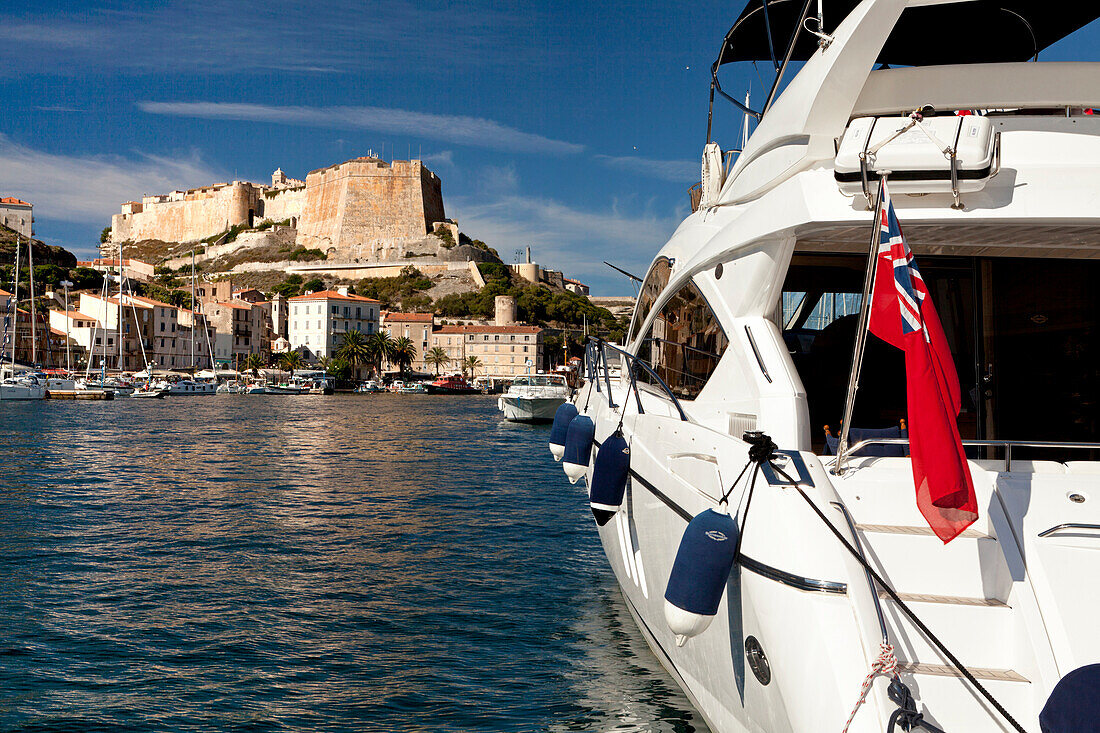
[398,382,428,394]
[424,375,480,395]
[355,381,385,393]
[498,373,571,422]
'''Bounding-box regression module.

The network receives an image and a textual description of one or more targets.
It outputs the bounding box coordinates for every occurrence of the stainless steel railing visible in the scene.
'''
[585,337,689,422]
[840,438,1100,472]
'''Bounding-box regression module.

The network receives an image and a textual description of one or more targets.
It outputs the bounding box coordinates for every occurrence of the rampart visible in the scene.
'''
[295,158,445,260]
[107,158,446,262]
[112,182,262,244]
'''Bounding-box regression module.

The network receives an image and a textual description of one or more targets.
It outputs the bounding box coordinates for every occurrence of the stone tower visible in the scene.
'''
[495,295,517,326]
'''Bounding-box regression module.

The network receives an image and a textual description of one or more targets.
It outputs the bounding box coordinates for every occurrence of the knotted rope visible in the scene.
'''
[841,642,898,733]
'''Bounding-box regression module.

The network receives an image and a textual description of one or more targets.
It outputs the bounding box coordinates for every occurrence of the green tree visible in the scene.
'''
[100,227,112,243]
[367,330,393,377]
[243,352,264,376]
[302,277,325,293]
[337,330,373,378]
[425,346,450,375]
[462,355,482,379]
[390,336,416,376]
[279,350,304,376]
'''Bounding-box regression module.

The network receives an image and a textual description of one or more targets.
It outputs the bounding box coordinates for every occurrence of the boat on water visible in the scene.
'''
[265,380,307,395]
[0,373,45,401]
[355,380,385,393]
[424,375,480,395]
[244,383,268,394]
[307,377,335,395]
[553,3,1100,731]
[498,373,571,422]
[165,378,217,395]
[398,382,428,394]
[130,385,168,399]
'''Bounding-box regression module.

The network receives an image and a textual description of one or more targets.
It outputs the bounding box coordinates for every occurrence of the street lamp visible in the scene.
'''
[60,280,73,373]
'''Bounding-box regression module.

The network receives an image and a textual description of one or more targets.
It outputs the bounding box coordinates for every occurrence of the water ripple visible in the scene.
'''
[0,395,706,732]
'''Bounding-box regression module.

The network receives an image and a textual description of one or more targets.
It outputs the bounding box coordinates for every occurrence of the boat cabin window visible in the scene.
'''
[635,277,728,400]
[781,252,1100,456]
[628,257,672,343]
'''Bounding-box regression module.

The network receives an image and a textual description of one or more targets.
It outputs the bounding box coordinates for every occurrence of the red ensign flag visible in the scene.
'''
[868,183,978,543]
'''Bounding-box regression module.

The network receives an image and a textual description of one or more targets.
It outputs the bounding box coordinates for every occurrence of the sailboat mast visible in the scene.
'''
[10,238,20,372]
[118,240,124,370]
[27,238,36,366]
[191,249,196,370]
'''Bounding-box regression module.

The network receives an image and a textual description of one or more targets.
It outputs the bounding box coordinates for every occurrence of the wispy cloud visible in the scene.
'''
[0,134,223,224]
[452,191,678,292]
[421,151,455,168]
[0,2,532,75]
[594,154,698,182]
[138,102,584,156]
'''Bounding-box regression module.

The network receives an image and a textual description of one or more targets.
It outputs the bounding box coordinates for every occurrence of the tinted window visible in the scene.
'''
[636,278,728,400]
[629,257,672,342]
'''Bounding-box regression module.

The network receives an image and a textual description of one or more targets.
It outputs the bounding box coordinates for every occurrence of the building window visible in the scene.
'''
[356,307,361,319]
[332,305,338,315]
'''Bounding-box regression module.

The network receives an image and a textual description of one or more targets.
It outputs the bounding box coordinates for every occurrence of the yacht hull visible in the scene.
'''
[499,395,564,422]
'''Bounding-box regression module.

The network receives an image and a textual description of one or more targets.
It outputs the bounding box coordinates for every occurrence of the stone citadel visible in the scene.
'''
[107,156,451,262]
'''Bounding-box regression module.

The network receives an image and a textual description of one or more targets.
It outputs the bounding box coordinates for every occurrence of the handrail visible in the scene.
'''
[836,437,1100,472]
[830,501,890,646]
[587,337,689,422]
[1038,523,1100,538]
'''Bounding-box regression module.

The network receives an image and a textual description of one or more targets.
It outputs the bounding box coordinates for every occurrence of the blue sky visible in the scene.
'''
[2,2,1099,295]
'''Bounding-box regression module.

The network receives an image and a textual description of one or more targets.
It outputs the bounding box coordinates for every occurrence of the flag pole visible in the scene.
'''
[836,174,887,472]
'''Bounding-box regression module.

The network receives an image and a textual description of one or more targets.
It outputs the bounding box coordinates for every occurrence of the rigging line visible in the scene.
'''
[767,460,1027,733]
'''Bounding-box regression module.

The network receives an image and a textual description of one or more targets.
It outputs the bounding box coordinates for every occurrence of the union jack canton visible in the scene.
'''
[879,188,930,341]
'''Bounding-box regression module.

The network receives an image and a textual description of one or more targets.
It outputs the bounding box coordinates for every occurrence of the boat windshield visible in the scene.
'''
[512,375,564,387]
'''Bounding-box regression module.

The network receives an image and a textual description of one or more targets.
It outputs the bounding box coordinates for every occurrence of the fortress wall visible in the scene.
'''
[112,182,260,243]
[259,187,305,224]
[296,158,446,260]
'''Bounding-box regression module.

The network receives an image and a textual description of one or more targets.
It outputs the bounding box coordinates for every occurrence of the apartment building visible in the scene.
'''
[429,324,543,380]
[381,312,434,373]
[287,289,380,362]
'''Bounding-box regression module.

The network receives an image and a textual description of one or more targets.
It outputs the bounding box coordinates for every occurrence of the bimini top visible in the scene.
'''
[719,0,1100,67]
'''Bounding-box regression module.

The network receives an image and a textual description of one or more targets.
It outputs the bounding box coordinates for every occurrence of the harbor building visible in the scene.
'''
[202,299,271,367]
[381,312,435,373]
[74,292,215,370]
[0,197,33,238]
[287,288,380,363]
[429,324,544,382]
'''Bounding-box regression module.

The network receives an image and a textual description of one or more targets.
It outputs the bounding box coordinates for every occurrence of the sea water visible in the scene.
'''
[0,395,707,732]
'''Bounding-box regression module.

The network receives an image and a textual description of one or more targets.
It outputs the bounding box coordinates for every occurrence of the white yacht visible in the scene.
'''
[498,373,572,422]
[556,2,1100,732]
[165,378,217,395]
[0,372,45,401]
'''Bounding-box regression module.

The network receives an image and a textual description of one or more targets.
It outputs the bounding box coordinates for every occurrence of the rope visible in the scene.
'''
[766,459,1027,733]
[841,642,898,733]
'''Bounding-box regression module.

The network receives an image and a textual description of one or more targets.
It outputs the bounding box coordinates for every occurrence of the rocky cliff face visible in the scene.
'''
[0,225,77,269]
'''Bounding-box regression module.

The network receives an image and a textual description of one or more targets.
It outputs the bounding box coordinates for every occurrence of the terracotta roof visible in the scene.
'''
[433,324,542,335]
[383,311,434,323]
[56,310,96,320]
[288,290,380,303]
[0,197,31,207]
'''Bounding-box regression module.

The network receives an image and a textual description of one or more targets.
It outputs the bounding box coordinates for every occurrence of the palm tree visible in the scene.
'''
[425,346,450,375]
[390,336,416,376]
[367,330,394,377]
[243,352,263,377]
[337,330,372,378]
[279,350,304,377]
[462,355,482,379]
[317,355,331,372]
